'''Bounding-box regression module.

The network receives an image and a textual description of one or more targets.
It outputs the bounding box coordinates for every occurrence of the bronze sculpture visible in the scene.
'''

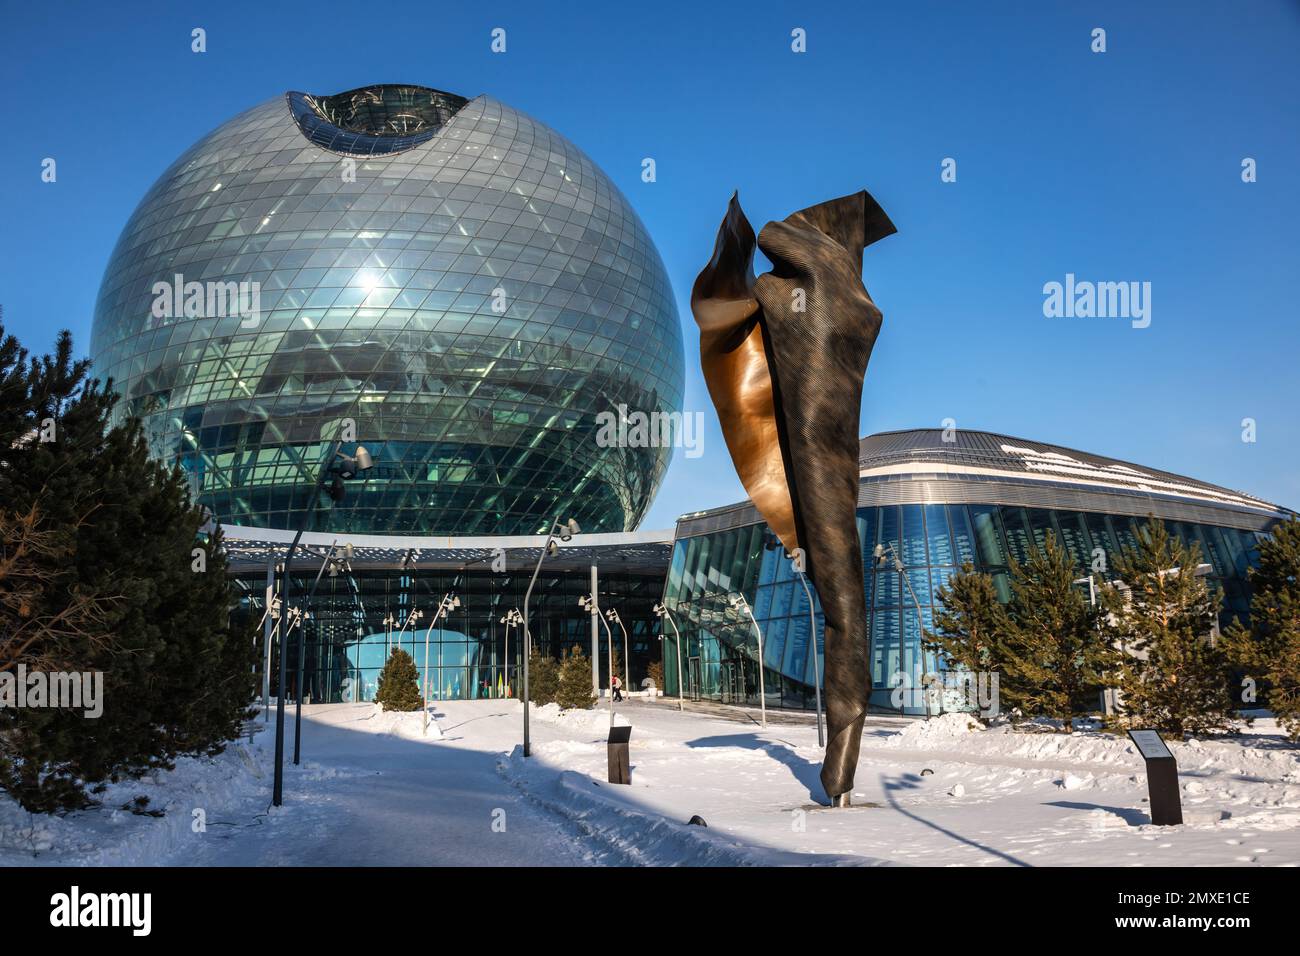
[691,191,896,804]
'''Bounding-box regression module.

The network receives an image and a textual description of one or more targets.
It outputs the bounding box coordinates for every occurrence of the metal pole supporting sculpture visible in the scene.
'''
[691,191,896,805]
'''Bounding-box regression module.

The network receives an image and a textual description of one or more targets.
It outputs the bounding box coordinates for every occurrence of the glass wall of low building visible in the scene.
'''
[233,565,664,704]
[659,503,1267,714]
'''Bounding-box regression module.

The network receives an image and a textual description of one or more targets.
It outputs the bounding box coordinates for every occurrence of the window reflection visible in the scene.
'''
[665,501,1273,713]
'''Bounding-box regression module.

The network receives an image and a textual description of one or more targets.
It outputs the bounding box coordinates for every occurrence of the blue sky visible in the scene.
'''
[1,1,1296,528]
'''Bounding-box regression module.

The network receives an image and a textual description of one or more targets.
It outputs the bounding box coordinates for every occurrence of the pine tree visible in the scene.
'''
[527,646,560,705]
[1223,517,1300,740]
[374,648,423,712]
[0,323,256,812]
[1100,517,1235,737]
[928,563,1013,714]
[1001,533,1115,731]
[556,646,595,710]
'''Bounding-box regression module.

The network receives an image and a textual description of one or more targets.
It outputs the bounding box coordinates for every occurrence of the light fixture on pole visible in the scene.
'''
[604,606,630,696]
[522,516,580,757]
[652,602,684,712]
[274,440,373,807]
[499,607,523,698]
[394,606,423,648]
[580,593,616,725]
[873,543,933,718]
[424,592,460,731]
[293,540,341,765]
[728,592,767,729]
[792,568,825,748]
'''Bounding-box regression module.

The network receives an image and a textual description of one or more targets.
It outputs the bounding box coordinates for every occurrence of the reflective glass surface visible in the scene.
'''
[91,85,684,535]
[235,564,663,704]
[662,504,1266,713]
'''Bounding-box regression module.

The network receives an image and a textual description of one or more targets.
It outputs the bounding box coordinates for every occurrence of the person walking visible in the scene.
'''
[611,674,624,702]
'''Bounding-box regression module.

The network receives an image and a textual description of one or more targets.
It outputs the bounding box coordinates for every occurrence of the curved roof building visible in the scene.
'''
[664,428,1292,714]
[90,84,684,536]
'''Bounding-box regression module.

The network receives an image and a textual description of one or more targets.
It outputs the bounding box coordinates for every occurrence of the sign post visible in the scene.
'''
[607,725,632,785]
[1127,729,1182,826]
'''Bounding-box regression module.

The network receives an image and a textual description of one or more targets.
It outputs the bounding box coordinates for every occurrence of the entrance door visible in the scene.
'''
[687,656,702,701]
[721,658,747,704]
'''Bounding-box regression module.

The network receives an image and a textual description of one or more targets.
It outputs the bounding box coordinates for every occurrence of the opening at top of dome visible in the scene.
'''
[286,84,471,156]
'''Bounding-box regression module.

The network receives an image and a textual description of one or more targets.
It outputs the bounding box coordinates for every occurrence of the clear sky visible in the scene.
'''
[1,1,1296,529]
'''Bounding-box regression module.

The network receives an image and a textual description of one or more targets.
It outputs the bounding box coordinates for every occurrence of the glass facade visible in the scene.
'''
[90,84,684,536]
[235,560,664,705]
[662,503,1271,714]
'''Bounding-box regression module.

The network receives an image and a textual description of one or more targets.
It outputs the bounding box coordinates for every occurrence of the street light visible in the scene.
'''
[393,606,424,704]
[522,516,580,756]
[293,540,345,765]
[791,566,825,748]
[873,543,934,719]
[499,608,523,698]
[604,606,630,697]
[260,590,284,721]
[652,602,684,712]
[728,593,766,729]
[393,606,423,647]
[383,612,395,659]
[580,593,616,725]
[424,592,460,732]
[274,440,373,806]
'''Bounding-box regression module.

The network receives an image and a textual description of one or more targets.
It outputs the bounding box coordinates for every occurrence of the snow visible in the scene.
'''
[0,723,271,866]
[3,697,1297,866]
[530,701,630,732]
[364,703,444,740]
[884,711,982,746]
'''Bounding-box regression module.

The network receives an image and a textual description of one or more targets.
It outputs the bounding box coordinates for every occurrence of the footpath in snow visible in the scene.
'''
[3,699,1297,866]
[503,701,1300,866]
[0,702,590,867]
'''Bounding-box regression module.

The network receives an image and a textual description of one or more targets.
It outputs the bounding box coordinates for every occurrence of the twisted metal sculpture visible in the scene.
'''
[691,190,896,803]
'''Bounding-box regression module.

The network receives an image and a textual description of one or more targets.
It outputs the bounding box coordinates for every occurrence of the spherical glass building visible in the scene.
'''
[91,85,684,535]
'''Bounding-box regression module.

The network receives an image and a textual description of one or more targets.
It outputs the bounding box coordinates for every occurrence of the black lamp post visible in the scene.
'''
[273,442,372,807]
[521,516,580,757]
[293,541,353,765]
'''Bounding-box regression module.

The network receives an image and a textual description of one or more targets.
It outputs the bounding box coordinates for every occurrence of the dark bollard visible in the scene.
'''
[1128,729,1183,826]
[607,725,632,785]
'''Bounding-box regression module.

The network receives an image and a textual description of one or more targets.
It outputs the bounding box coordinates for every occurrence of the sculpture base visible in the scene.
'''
[832,792,852,808]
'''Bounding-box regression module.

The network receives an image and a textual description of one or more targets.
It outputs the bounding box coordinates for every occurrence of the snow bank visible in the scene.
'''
[529,702,631,733]
[873,714,1300,810]
[499,752,887,866]
[0,728,272,866]
[365,703,444,741]
[883,711,982,747]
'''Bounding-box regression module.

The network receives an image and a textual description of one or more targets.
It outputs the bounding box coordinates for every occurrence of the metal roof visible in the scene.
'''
[218,525,674,575]
[856,429,1280,510]
[676,428,1292,538]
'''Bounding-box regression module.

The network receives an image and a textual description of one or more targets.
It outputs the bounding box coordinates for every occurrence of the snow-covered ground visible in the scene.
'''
[3,699,1297,866]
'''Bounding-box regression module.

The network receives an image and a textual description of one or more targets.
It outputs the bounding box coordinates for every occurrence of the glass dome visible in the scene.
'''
[90,85,685,535]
